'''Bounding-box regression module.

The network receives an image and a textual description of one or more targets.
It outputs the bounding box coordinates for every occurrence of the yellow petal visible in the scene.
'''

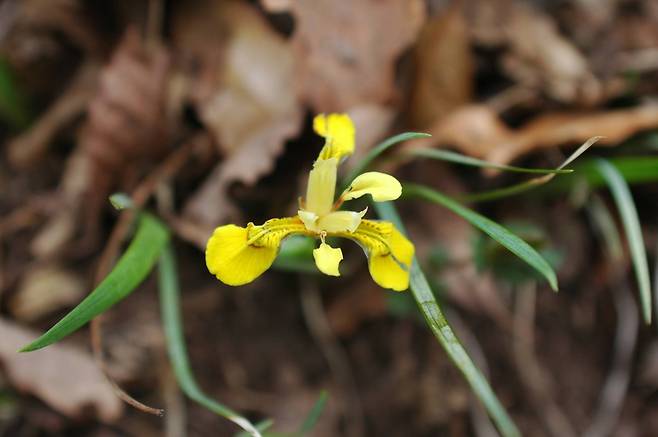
[316,209,367,233]
[343,172,402,202]
[313,242,343,276]
[206,225,278,286]
[388,226,415,267]
[305,158,338,216]
[206,218,305,286]
[313,113,355,160]
[339,220,414,291]
[368,254,410,291]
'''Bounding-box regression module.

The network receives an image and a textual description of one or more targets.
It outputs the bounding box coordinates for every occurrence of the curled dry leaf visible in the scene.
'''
[9,264,85,322]
[62,27,172,248]
[407,103,658,166]
[82,27,172,183]
[0,317,123,422]
[289,0,426,111]
[176,1,303,225]
[409,2,474,129]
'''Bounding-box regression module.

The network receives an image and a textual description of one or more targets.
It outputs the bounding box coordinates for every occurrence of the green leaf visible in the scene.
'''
[342,132,431,188]
[0,58,31,130]
[403,184,558,291]
[158,244,262,437]
[545,156,658,194]
[272,236,318,274]
[298,390,328,435]
[375,202,521,437]
[407,148,573,174]
[455,136,601,203]
[20,213,169,352]
[594,158,652,324]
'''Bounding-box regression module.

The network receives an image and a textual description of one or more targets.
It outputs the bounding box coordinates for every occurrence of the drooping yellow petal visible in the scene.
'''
[340,220,414,291]
[368,255,410,291]
[206,225,277,286]
[314,113,355,160]
[305,157,338,216]
[313,242,343,276]
[343,172,402,202]
[316,208,367,233]
[206,218,305,286]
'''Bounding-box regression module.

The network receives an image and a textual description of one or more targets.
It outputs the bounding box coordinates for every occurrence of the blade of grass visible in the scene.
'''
[375,201,521,437]
[546,156,658,194]
[342,132,431,188]
[158,244,262,437]
[456,137,601,203]
[594,158,652,324]
[20,213,169,352]
[403,183,558,291]
[298,390,328,435]
[407,148,573,174]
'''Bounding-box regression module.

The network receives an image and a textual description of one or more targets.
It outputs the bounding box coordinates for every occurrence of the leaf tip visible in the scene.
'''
[18,343,37,353]
[109,192,134,210]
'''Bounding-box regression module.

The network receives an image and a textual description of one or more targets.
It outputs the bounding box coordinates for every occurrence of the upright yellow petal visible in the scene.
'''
[298,209,320,232]
[305,158,338,216]
[316,209,367,233]
[206,218,305,286]
[314,113,355,160]
[313,242,343,276]
[343,172,402,202]
[206,225,277,286]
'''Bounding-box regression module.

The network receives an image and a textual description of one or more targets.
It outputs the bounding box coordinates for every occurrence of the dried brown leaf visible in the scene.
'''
[0,317,123,422]
[9,265,85,322]
[408,103,658,166]
[176,1,303,225]
[290,0,426,111]
[409,3,474,129]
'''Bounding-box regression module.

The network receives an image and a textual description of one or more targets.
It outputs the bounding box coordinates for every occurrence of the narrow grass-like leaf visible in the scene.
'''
[158,244,262,437]
[594,158,652,324]
[456,136,601,203]
[403,184,558,291]
[407,148,573,174]
[20,213,169,352]
[546,156,658,194]
[342,132,431,187]
[375,202,521,437]
[298,390,328,435]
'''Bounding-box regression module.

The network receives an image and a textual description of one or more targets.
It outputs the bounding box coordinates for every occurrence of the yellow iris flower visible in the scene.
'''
[205,113,414,291]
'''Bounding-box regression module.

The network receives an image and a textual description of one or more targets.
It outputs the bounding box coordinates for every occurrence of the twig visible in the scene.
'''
[583,281,638,437]
[512,282,577,437]
[89,133,199,416]
[299,279,365,437]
